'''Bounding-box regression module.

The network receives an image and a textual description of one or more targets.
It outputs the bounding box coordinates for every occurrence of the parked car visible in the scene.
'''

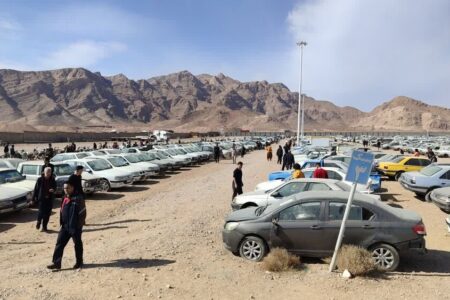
[134,153,170,173]
[429,187,450,213]
[0,168,34,213]
[0,158,25,169]
[399,164,450,200]
[110,154,160,176]
[232,178,354,210]
[268,160,348,181]
[436,146,450,158]
[66,158,134,190]
[148,150,184,169]
[377,157,431,180]
[222,191,427,271]
[93,156,150,182]
[50,152,92,162]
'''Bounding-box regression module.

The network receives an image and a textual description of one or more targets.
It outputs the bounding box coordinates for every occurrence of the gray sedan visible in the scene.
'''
[222,191,427,271]
[430,187,450,213]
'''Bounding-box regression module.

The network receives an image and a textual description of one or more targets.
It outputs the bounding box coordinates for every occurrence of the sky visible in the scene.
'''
[0,0,449,111]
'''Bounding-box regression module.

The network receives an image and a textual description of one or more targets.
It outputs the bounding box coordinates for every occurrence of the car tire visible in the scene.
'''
[370,243,400,271]
[425,190,434,202]
[394,172,403,181]
[100,179,111,192]
[239,236,267,262]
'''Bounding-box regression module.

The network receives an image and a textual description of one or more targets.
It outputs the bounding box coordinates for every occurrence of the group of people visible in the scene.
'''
[214,143,245,164]
[31,157,87,270]
[2,142,16,158]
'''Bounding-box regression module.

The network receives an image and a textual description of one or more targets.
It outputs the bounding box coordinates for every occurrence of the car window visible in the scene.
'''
[327,171,343,180]
[0,170,24,183]
[440,171,450,180]
[307,182,332,191]
[274,182,308,198]
[77,153,90,159]
[303,171,313,178]
[420,159,431,167]
[51,155,64,162]
[328,202,375,221]
[405,159,420,166]
[54,164,74,176]
[279,202,322,221]
[420,165,442,176]
[22,165,38,175]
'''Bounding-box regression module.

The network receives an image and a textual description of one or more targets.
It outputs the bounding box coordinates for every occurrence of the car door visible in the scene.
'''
[271,201,326,255]
[21,165,39,180]
[403,158,420,172]
[320,201,378,255]
[326,171,343,181]
[439,170,450,187]
[269,182,308,204]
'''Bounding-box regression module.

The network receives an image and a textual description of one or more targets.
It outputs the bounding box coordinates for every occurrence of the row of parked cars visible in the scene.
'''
[222,146,431,271]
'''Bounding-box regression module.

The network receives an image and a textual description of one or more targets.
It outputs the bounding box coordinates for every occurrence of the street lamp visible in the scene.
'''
[296,41,307,145]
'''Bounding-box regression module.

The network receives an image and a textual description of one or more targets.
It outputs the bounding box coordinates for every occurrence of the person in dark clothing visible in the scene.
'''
[213,143,221,163]
[282,150,295,170]
[232,162,244,199]
[241,146,246,158]
[427,147,438,163]
[10,144,15,157]
[276,146,283,164]
[399,148,405,155]
[68,166,84,198]
[42,157,55,175]
[376,140,381,150]
[93,142,97,150]
[3,143,9,158]
[33,167,57,232]
[47,182,86,270]
[46,143,54,158]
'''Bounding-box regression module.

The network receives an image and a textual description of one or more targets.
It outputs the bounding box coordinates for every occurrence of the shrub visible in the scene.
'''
[262,248,301,272]
[336,245,375,276]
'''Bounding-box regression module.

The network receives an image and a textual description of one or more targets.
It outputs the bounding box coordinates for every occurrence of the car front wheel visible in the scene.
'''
[100,179,111,192]
[370,243,399,271]
[239,236,267,262]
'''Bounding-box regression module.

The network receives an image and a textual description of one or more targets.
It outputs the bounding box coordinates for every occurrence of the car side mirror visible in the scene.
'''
[272,192,282,198]
[271,217,279,225]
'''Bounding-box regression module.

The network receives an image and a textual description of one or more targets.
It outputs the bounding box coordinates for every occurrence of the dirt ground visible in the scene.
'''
[1,145,449,300]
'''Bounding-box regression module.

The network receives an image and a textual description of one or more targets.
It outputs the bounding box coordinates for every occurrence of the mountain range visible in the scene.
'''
[0,68,448,132]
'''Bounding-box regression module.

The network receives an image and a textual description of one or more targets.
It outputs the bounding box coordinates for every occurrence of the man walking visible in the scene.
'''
[276,145,283,165]
[47,182,86,270]
[10,144,15,158]
[282,150,295,170]
[213,143,221,163]
[3,142,9,158]
[33,167,56,232]
[232,162,244,199]
[231,143,237,164]
[313,163,328,179]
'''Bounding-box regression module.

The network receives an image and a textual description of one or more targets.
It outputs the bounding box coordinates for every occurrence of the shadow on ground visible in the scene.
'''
[133,180,160,186]
[397,250,450,275]
[83,225,128,232]
[57,258,176,271]
[117,186,149,193]
[86,219,152,226]
[88,193,125,201]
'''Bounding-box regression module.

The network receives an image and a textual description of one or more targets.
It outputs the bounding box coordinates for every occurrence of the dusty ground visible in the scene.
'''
[1,146,450,300]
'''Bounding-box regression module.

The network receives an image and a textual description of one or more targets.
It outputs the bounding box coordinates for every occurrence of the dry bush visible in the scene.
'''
[336,245,376,276]
[262,248,301,272]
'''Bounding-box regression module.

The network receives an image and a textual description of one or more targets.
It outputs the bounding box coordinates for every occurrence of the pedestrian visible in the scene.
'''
[276,145,283,164]
[47,143,54,158]
[377,140,381,150]
[231,143,237,164]
[10,144,15,158]
[213,143,221,163]
[413,149,420,157]
[292,163,305,179]
[68,166,85,198]
[399,148,404,155]
[232,162,244,199]
[266,145,273,161]
[93,142,97,150]
[241,146,246,158]
[3,142,9,158]
[312,163,328,179]
[42,156,55,175]
[47,182,86,270]
[282,150,295,170]
[33,167,57,232]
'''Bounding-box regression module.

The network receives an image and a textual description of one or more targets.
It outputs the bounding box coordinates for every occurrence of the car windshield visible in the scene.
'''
[177,149,188,154]
[145,153,158,160]
[419,165,442,176]
[77,153,90,159]
[87,160,112,171]
[0,170,24,183]
[107,157,129,167]
[92,151,106,156]
[137,154,151,161]
[166,149,178,156]
[124,155,141,163]
[54,164,74,176]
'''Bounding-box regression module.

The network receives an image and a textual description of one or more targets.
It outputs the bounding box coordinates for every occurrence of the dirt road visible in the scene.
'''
[1,148,449,300]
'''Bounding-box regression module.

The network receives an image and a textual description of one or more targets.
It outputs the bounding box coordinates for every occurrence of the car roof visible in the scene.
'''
[288,178,341,184]
[286,190,377,205]
[0,167,17,172]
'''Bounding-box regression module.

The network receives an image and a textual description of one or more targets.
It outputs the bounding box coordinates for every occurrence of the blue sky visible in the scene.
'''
[0,0,449,111]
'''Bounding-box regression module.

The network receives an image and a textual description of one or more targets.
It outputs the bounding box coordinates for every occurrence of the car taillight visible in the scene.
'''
[413,223,426,235]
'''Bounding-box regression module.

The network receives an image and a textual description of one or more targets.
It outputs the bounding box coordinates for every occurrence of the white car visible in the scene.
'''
[159,149,193,165]
[97,155,150,182]
[50,152,93,162]
[0,168,34,213]
[233,178,352,210]
[110,154,159,177]
[436,146,450,158]
[66,158,134,190]
[0,158,26,169]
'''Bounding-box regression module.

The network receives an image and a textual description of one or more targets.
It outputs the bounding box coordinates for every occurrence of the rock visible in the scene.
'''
[166,284,173,289]
[342,269,353,279]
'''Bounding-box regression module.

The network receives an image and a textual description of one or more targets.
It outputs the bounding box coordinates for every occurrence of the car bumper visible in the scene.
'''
[222,229,244,253]
[133,175,147,182]
[0,200,29,214]
[376,168,396,177]
[395,237,427,253]
[110,180,134,188]
[145,171,159,177]
[430,194,450,212]
[399,179,428,194]
[83,184,108,194]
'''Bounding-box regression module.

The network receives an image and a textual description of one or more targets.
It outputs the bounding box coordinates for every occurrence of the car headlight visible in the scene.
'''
[224,222,239,231]
[26,192,33,201]
[410,177,416,184]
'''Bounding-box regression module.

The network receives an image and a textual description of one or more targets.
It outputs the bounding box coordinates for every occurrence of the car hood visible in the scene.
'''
[82,172,102,180]
[255,180,284,192]
[1,179,35,192]
[0,185,30,201]
[234,190,269,204]
[225,207,258,222]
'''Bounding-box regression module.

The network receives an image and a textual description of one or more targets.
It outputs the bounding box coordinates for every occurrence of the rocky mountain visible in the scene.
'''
[0,68,448,132]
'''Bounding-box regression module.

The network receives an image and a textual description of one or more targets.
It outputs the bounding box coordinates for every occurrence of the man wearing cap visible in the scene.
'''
[68,165,84,198]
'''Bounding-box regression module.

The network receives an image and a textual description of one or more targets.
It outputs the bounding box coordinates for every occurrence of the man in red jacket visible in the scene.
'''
[312,163,328,179]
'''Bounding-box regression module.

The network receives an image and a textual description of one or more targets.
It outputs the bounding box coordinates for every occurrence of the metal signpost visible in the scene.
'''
[328,150,374,272]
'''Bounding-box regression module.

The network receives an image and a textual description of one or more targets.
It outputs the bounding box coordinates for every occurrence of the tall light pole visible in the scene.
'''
[296,41,307,145]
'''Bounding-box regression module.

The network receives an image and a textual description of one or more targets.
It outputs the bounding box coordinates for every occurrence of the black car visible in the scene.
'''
[222,191,427,271]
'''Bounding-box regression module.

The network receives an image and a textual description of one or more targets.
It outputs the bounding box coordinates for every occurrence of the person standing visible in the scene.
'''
[68,166,84,198]
[282,150,295,170]
[266,145,273,161]
[10,144,15,158]
[241,146,246,158]
[42,157,55,175]
[276,145,283,165]
[231,143,237,164]
[213,143,221,163]
[313,163,328,179]
[93,142,97,150]
[47,182,86,270]
[413,149,420,157]
[376,140,381,150]
[46,143,54,158]
[33,167,57,232]
[3,142,9,158]
[232,162,244,199]
[292,163,305,179]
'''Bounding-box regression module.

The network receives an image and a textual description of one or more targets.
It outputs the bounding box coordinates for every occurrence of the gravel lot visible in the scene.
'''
[1,145,449,300]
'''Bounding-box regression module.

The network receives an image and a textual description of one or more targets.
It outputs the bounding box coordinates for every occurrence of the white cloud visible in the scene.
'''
[41,41,127,69]
[285,0,450,110]
[0,19,20,31]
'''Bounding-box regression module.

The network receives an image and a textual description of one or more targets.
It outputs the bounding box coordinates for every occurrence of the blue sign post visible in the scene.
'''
[329,150,374,273]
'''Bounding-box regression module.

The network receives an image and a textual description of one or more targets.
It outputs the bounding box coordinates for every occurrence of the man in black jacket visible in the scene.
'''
[232,162,244,199]
[213,143,221,163]
[282,150,295,170]
[68,166,84,198]
[47,182,87,270]
[32,167,56,232]
[276,145,283,164]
